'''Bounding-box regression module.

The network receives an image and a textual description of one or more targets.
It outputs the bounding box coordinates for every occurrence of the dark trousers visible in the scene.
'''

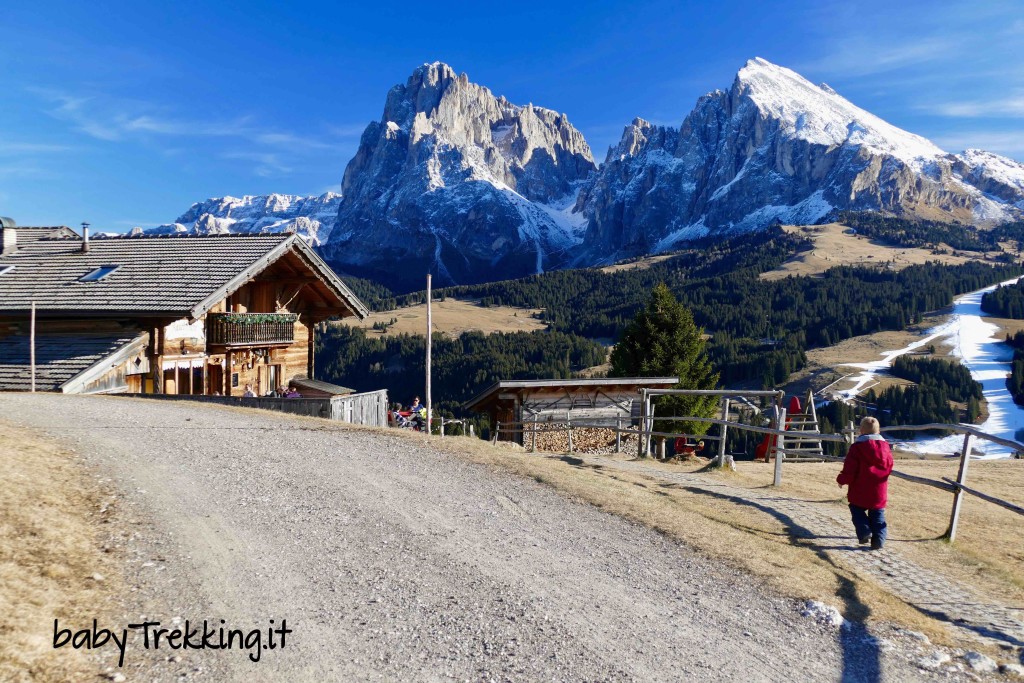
[849,504,887,545]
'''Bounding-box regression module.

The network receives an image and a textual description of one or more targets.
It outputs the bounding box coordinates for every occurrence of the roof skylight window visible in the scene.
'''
[0,265,13,276]
[79,265,120,282]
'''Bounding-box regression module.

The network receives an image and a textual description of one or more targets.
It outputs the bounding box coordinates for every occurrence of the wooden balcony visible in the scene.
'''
[206,312,297,347]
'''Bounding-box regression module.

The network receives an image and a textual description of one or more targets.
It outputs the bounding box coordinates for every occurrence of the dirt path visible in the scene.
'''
[577,455,1024,650]
[1,394,940,682]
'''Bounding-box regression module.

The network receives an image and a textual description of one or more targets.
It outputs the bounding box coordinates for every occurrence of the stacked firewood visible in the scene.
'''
[527,424,638,455]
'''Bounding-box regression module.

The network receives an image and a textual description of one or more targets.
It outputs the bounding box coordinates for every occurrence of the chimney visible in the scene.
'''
[81,221,90,253]
[1,216,17,256]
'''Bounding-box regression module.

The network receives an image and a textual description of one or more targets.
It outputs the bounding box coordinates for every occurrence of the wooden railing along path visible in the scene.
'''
[490,388,1023,544]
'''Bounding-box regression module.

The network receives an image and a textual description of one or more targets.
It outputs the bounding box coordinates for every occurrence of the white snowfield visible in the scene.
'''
[840,277,1024,458]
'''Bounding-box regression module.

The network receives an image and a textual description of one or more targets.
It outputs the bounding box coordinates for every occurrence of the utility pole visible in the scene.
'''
[426,273,432,435]
[30,300,36,393]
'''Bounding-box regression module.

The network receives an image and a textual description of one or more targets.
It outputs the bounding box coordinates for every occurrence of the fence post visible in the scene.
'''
[945,433,974,543]
[657,437,666,460]
[440,417,445,438]
[469,424,475,439]
[531,415,538,453]
[615,416,622,453]
[638,390,647,459]
[567,416,574,453]
[773,408,787,486]
[493,422,500,446]
[718,398,730,469]
[647,399,655,457]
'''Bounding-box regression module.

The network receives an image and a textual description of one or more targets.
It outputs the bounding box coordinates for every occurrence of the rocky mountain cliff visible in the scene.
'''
[149,193,342,245]
[156,59,1024,287]
[575,58,1024,262]
[319,62,596,289]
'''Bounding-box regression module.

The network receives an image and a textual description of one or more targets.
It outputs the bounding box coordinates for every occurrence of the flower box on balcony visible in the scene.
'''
[206,312,297,347]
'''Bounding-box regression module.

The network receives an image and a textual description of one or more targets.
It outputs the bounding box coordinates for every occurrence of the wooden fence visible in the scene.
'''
[490,393,1024,545]
[131,389,389,428]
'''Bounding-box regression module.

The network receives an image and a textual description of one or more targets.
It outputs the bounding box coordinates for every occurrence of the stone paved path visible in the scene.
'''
[579,454,1024,648]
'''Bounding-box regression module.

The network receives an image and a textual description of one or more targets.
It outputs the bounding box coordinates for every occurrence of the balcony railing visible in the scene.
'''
[206,312,297,347]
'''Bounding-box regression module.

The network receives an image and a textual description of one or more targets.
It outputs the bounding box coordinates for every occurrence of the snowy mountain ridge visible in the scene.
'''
[575,57,1024,262]
[148,192,342,245]
[156,58,1024,286]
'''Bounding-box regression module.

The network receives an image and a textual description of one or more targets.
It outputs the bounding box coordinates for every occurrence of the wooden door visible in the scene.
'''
[208,364,223,396]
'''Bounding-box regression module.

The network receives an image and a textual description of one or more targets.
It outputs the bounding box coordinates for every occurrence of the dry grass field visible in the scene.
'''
[349,298,546,337]
[429,431,1024,649]
[0,421,117,682]
[760,223,982,281]
[598,253,679,273]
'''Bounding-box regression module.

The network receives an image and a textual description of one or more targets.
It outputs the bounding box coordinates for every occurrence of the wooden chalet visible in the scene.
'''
[0,221,368,396]
[464,377,679,444]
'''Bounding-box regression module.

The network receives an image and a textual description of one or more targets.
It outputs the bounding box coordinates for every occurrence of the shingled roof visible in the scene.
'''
[0,332,146,392]
[7,226,80,245]
[0,233,368,319]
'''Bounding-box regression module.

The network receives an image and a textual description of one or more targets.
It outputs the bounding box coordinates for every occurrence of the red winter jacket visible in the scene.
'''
[837,435,894,510]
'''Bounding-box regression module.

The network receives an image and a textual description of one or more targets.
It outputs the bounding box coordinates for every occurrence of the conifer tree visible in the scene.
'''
[610,283,720,435]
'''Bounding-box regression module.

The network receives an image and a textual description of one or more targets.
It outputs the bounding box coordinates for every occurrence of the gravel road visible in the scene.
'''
[2,394,935,682]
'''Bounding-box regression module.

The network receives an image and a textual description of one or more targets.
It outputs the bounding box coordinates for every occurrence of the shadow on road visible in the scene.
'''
[684,486,883,683]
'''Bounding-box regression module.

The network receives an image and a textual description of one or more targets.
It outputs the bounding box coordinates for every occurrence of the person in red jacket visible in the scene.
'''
[837,416,894,550]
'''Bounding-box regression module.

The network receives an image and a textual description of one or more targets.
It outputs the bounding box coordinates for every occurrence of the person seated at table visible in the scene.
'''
[409,396,426,430]
[283,384,301,398]
[391,403,410,427]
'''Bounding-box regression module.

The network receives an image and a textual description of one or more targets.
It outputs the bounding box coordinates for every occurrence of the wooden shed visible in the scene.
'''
[464,377,679,444]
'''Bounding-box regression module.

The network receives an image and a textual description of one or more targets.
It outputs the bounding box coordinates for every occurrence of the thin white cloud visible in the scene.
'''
[28,86,363,180]
[0,163,51,179]
[220,151,293,176]
[0,141,76,155]
[796,37,957,78]
[925,96,1024,118]
[121,114,255,137]
[252,132,337,151]
[30,87,353,146]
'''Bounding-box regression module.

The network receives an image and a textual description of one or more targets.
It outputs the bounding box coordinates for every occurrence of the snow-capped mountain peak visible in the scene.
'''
[576,57,1024,261]
[324,62,596,289]
[736,57,945,165]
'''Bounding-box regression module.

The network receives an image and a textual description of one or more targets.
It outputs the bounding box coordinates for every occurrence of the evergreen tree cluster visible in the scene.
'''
[812,357,984,445]
[609,283,720,435]
[396,234,1020,386]
[981,280,1024,318]
[1004,331,1024,406]
[889,356,982,404]
[338,275,398,311]
[836,211,1024,253]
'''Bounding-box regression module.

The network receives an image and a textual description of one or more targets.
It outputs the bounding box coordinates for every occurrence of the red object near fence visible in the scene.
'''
[756,396,802,462]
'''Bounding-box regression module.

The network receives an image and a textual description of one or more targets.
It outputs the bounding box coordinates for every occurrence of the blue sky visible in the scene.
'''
[1,0,1022,230]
